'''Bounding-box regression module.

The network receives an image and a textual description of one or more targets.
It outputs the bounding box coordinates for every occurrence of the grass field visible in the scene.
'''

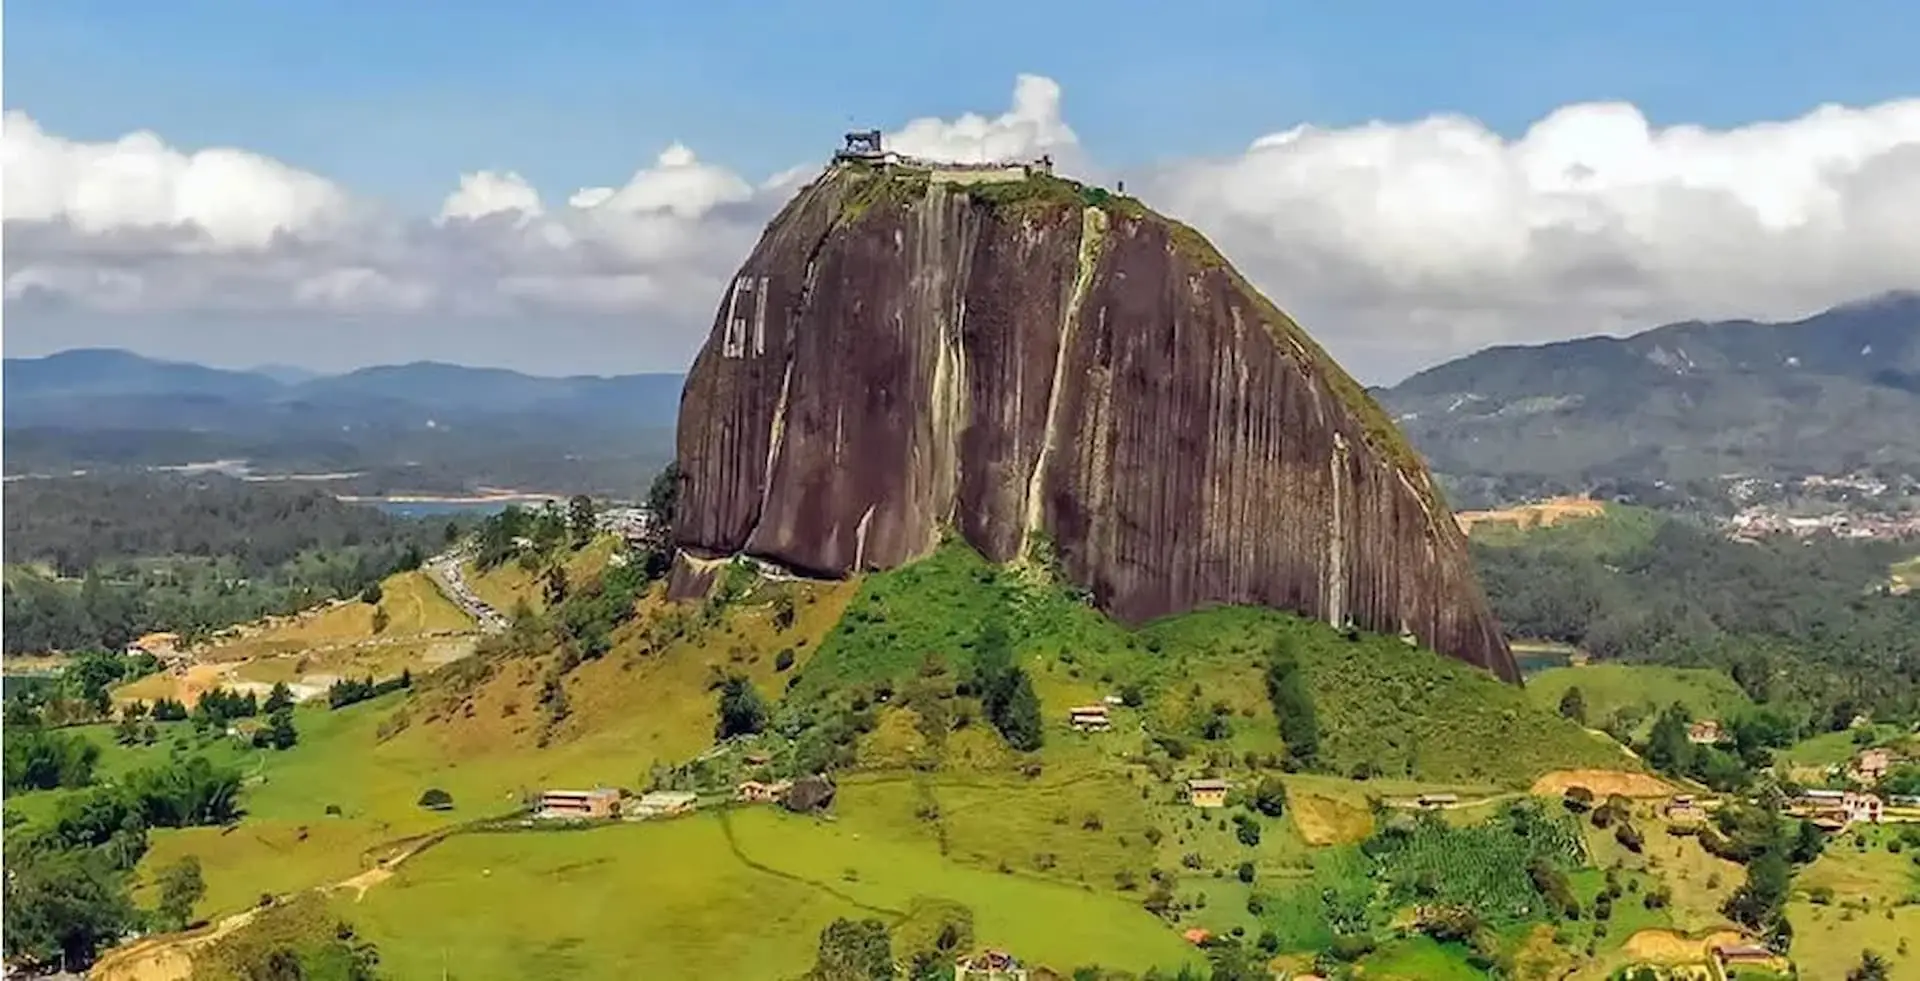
[1796,825,1920,906]
[1580,804,1744,937]
[1786,899,1920,980]
[1358,936,1485,980]
[350,810,1200,980]
[1526,664,1752,736]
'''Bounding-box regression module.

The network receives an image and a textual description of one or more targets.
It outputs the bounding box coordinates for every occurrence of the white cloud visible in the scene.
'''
[5,80,1920,379]
[439,170,544,223]
[886,73,1083,170]
[1,109,353,249]
[1139,98,1920,367]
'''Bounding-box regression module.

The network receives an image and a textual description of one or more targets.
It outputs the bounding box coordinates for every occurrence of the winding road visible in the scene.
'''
[423,547,507,634]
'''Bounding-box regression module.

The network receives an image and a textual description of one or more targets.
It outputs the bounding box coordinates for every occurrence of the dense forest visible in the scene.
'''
[2,475,462,654]
[1472,508,1920,723]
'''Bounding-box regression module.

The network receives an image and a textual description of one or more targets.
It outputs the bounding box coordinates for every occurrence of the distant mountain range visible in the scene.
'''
[1374,292,1920,500]
[3,350,685,496]
[12,292,1919,503]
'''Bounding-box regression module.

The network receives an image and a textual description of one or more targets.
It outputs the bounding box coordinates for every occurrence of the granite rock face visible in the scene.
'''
[670,165,1518,683]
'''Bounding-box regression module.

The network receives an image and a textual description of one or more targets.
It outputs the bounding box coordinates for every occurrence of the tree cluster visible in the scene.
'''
[3,753,244,968]
[1474,512,1920,724]
[1263,635,1319,770]
[969,620,1043,752]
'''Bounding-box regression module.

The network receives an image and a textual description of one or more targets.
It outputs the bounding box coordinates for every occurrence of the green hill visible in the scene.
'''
[27,533,1649,981]
[1527,663,1753,738]
[795,539,1624,787]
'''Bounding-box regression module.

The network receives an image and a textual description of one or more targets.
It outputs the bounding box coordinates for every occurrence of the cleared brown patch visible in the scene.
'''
[1455,496,1607,534]
[1530,769,1674,799]
[1619,928,1748,965]
[1289,793,1374,846]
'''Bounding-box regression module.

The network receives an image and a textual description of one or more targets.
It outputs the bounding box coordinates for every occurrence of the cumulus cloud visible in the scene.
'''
[5,80,1920,379]
[1138,98,1920,368]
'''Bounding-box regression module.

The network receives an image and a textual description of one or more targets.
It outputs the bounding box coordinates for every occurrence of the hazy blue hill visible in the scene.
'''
[1379,293,1920,487]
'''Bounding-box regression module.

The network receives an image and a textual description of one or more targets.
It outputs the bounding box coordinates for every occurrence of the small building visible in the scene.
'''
[736,779,793,804]
[224,719,266,743]
[629,791,699,819]
[954,950,1028,981]
[1687,720,1723,745]
[1181,928,1213,946]
[1843,791,1884,825]
[133,631,181,654]
[743,751,773,768]
[1712,943,1782,971]
[1187,778,1231,809]
[1851,747,1897,783]
[1068,705,1112,732]
[1416,793,1459,809]
[538,787,621,820]
[1664,794,1706,825]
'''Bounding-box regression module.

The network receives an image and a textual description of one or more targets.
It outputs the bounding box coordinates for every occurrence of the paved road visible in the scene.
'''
[424,548,508,633]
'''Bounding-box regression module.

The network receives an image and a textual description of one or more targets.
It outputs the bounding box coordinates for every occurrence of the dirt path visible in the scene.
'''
[89,833,445,981]
[1531,769,1675,799]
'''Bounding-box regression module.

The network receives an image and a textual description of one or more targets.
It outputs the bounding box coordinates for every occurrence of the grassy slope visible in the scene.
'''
[157,573,854,923]
[60,534,1650,978]
[461,538,622,618]
[801,541,1624,787]
[1464,502,1661,555]
[1528,664,1753,726]
[1788,827,1920,981]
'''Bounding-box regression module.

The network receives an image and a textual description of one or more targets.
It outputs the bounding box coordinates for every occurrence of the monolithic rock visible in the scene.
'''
[670,162,1519,683]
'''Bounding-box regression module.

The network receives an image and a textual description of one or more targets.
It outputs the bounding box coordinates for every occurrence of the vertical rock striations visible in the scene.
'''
[671,165,1518,683]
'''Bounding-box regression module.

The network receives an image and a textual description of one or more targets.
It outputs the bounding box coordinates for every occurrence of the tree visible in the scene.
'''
[998,672,1044,751]
[971,618,1044,751]
[716,676,769,740]
[263,682,294,715]
[567,494,597,547]
[1250,777,1288,818]
[1264,635,1318,769]
[1562,786,1595,813]
[264,709,297,751]
[807,918,893,981]
[1790,818,1826,864]
[1644,703,1694,775]
[1847,951,1890,981]
[154,855,205,931]
[1723,850,1790,930]
[1557,686,1588,725]
[3,848,136,968]
[359,581,383,605]
[544,564,569,606]
[1233,813,1262,847]
[417,788,453,811]
[645,463,682,539]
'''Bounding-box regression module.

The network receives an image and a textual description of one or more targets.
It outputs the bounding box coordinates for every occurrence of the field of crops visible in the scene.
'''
[1370,805,1586,920]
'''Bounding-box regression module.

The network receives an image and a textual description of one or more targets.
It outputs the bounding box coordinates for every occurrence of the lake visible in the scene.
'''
[359,498,558,518]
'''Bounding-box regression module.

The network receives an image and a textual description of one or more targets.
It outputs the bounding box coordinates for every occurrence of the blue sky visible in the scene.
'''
[12,0,1918,211]
[5,0,1919,377]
